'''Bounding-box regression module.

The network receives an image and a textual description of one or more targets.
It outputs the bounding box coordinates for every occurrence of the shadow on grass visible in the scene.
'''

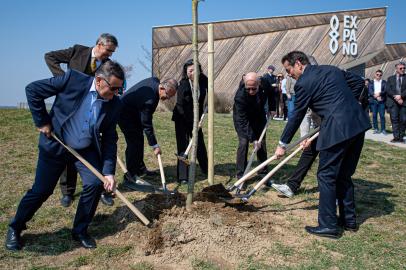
[353,178,395,225]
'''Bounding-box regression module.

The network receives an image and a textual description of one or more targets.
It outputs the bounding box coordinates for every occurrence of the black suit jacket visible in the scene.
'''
[172,75,207,128]
[233,83,267,142]
[25,69,121,175]
[385,74,406,108]
[261,73,277,112]
[44,44,109,76]
[120,77,160,146]
[280,65,371,151]
[368,80,387,103]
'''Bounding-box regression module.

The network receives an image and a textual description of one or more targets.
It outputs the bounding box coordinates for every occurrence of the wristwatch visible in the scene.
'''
[278,141,288,149]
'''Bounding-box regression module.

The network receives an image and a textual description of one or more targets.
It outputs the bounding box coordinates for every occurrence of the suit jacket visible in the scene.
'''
[120,77,160,146]
[385,74,406,108]
[280,65,371,151]
[25,69,121,175]
[233,83,267,142]
[261,73,278,112]
[368,80,387,103]
[172,75,207,129]
[44,44,109,77]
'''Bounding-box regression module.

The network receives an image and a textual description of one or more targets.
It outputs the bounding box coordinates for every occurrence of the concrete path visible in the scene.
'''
[364,130,406,149]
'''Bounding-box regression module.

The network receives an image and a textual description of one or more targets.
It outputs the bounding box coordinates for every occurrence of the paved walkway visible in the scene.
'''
[364,130,406,149]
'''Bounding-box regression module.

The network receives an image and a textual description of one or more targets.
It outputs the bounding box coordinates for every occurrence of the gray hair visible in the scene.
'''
[161,78,178,91]
[95,61,125,81]
[96,33,118,47]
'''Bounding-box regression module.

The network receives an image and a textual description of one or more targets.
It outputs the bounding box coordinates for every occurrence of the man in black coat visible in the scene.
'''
[385,62,406,143]
[262,65,279,117]
[44,33,118,207]
[274,51,370,238]
[233,72,275,181]
[119,77,178,180]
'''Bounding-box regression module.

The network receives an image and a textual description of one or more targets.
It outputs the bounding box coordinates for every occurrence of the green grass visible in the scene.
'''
[0,109,406,269]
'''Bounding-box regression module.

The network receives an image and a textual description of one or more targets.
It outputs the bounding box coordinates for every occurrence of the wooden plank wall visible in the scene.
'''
[153,7,387,112]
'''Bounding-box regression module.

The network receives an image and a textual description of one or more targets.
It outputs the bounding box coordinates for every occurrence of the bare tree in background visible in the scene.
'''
[137,45,152,74]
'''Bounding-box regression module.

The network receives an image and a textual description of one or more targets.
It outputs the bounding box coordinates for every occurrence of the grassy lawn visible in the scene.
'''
[0,108,405,269]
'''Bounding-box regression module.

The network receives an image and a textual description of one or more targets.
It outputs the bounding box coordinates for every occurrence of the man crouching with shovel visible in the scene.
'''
[5,61,125,250]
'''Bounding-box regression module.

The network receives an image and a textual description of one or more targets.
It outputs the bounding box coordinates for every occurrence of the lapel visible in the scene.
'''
[79,47,93,72]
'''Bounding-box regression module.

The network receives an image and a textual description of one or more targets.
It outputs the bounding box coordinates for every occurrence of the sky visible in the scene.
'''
[0,0,405,106]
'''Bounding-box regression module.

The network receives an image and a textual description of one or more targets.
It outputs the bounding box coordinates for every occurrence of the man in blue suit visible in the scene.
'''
[368,69,387,134]
[5,61,125,250]
[274,51,370,238]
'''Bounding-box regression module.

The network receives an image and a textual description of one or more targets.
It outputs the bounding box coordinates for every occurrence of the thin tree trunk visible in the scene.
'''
[186,0,200,211]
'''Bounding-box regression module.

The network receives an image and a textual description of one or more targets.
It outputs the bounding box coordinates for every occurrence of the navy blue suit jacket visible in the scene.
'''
[368,80,387,103]
[280,65,371,151]
[25,69,121,175]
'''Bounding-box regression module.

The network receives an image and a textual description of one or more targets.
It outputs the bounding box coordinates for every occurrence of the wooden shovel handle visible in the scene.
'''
[157,154,166,186]
[51,133,150,226]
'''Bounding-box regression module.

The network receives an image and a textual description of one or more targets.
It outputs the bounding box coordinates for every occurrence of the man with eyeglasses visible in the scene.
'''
[118,77,178,189]
[368,70,387,134]
[386,62,406,143]
[44,33,119,207]
[5,61,125,251]
[233,72,274,185]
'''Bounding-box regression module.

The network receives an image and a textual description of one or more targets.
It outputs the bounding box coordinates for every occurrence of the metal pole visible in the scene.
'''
[207,23,214,185]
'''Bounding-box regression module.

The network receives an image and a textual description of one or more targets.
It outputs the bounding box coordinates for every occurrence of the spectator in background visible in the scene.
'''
[286,74,296,119]
[386,62,406,143]
[262,65,278,118]
[278,73,288,121]
[368,70,387,134]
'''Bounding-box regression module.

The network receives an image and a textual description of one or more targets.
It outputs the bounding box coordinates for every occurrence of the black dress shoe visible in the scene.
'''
[305,226,340,239]
[60,195,73,207]
[72,232,96,249]
[100,192,114,206]
[5,227,22,251]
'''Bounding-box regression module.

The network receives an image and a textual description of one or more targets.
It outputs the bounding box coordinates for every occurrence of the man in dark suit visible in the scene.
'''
[274,51,370,238]
[385,62,406,143]
[5,61,125,251]
[233,72,275,183]
[368,70,387,134]
[44,33,118,207]
[119,77,178,182]
[262,65,279,118]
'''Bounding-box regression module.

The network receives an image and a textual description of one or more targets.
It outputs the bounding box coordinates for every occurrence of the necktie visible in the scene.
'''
[91,57,97,73]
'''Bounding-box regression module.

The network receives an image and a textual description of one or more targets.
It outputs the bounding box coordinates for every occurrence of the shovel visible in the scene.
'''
[176,107,208,165]
[157,153,176,194]
[236,131,320,202]
[51,133,150,226]
[227,127,320,193]
[236,116,271,193]
[116,156,160,193]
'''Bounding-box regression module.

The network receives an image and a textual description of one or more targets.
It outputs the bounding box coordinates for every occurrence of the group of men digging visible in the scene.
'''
[6,34,370,251]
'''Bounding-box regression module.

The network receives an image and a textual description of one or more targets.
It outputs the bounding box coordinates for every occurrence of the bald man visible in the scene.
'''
[233,72,271,184]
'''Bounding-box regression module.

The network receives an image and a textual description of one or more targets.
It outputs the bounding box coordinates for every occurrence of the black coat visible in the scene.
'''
[385,74,406,108]
[44,44,109,76]
[172,75,208,129]
[261,73,278,112]
[120,77,160,146]
[280,65,371,150]
[233,82,267,142]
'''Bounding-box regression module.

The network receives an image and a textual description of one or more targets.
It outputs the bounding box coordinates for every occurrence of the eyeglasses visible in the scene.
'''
[399,67,405,70]
[101,77,123,93]
[376,73,382,76]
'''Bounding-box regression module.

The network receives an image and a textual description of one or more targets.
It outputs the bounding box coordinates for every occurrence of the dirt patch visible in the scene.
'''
[107,189,277,268]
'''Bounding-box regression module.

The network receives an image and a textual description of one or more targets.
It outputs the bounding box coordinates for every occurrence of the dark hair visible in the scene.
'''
[376,69,383,74]
[95,61,125,81]
[281,51,310,66]
[96,33,118,47]
[182,59,203,80]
